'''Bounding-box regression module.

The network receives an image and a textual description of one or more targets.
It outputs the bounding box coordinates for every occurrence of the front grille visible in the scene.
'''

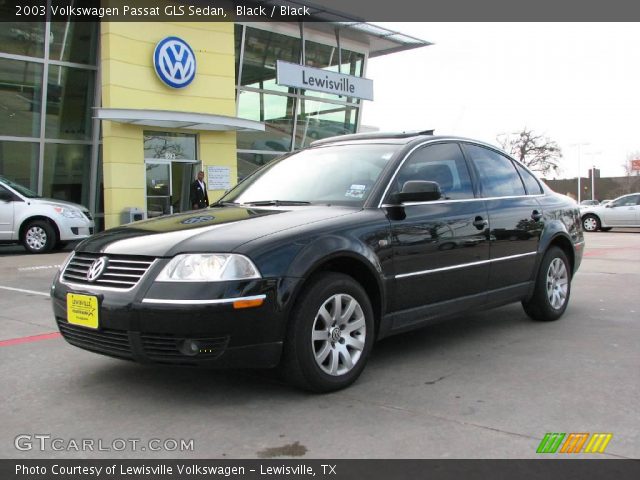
[62,252,155,290]
[141,333,229,363]
[57,318,133,360]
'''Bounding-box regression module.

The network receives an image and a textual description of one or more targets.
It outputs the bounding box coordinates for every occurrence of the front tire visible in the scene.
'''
[280,272,374,393]
[522,247,571,322]
[582,214,600,232]
[22,220,56,254]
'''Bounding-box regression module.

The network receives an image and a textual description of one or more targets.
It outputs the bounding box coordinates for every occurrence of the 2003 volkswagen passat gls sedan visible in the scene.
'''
[51,132,584,392]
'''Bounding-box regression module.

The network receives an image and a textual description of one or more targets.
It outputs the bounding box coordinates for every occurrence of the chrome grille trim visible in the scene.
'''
[61,252,157,291]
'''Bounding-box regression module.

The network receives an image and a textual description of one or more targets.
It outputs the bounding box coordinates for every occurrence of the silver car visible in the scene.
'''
[0,176,94,253]
[580,193,640,231]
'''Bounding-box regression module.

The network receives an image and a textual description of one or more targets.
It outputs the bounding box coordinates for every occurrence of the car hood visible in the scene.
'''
[30,197,89,211]
[78,205,358,256]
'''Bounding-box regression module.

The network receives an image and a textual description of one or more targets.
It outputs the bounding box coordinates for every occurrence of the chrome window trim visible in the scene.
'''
[141,294,267,305]
[377,138,546,208]
[395,252,538,279]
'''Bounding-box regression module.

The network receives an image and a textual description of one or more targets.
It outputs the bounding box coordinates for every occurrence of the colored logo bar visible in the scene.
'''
[536,433,612,454]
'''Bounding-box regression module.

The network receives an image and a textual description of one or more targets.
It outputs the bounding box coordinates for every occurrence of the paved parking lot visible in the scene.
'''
[0,231,638,459]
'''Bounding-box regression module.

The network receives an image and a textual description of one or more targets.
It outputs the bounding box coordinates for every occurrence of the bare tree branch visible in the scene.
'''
[497,128,563,176]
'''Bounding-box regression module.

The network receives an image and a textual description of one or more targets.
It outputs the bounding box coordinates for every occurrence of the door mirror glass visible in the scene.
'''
[393,180,442,203]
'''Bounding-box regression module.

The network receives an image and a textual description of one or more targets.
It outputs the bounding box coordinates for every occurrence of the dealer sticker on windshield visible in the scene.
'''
[67,293,99,329]
[345,184,367,198]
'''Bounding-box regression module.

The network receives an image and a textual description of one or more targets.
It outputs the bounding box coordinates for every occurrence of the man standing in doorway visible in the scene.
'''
[190,170,209,209]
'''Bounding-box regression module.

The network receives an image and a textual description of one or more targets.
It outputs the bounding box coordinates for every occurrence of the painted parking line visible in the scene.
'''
[0,332,61,347]
[17,264,60,272]
[0,285,49,297]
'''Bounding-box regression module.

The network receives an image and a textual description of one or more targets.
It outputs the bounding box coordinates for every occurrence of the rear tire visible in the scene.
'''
[280,272,374,393]
[582,214,600,232]
[22,220,56,254]
[522,247,571,322]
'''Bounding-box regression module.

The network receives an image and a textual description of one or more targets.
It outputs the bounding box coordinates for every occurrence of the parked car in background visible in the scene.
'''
[0,176,94,253]
[579,199,599,208]
[580,193,640,231]
[51,132,584,392]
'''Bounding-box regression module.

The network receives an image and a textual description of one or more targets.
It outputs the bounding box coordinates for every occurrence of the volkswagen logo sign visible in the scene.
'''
[86,257,109,282]
[153,36,196,89]
[181,215,214,225]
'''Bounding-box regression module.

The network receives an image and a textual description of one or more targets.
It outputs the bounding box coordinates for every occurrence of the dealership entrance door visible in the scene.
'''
[145,160,199,217]
[143,131,199,218]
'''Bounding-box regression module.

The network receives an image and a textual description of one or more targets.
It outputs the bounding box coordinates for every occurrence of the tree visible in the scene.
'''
[497,128,562,176]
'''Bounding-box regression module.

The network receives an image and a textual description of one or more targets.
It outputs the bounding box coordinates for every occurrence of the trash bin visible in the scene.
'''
[121,207,146,225]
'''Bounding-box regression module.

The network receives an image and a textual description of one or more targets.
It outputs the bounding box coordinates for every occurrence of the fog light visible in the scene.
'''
[179,339,200,356]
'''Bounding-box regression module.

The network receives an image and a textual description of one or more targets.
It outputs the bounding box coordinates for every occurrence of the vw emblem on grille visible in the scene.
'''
[86,257,108,282]
[153,36,196,89]
[181,215,214,225]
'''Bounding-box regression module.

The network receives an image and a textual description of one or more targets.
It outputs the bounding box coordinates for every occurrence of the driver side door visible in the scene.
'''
[385,142,490,324]
[602,194,640,226]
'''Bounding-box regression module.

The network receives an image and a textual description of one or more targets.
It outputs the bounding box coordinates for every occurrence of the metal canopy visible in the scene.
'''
[255,0,432,57]
[95,108,265,132]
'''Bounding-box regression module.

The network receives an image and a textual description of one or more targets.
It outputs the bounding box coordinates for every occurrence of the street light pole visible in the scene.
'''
[570,142,590,203]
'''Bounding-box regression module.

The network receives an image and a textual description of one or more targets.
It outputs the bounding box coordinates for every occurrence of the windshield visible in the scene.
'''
[223,144,400,207]
[0,176,39,198]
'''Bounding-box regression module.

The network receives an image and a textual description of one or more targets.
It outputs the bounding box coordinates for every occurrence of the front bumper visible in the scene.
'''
[51,269,292,368]
[58,217,95,241]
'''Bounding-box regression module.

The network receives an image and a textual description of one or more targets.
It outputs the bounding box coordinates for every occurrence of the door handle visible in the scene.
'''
[473,216,488,230]
[531,210,543,221]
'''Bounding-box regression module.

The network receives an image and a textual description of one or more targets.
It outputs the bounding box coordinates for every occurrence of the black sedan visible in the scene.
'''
[51,132,584,392]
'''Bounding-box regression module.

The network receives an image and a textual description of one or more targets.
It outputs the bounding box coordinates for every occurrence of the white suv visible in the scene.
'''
[0,176,95,253]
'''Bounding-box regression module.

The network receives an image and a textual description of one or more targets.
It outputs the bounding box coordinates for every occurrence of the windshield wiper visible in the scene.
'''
[243,200,312,206]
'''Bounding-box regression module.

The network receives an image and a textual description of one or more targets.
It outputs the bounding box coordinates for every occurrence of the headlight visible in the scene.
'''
[53,206,84,219]
[155,254,261,282]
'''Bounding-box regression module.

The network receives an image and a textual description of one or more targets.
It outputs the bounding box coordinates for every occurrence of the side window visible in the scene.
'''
[514,162,544,195]
[392,143,474,200]
[612,195,639,207]
[465,144,526,197]
[0,186,14,202]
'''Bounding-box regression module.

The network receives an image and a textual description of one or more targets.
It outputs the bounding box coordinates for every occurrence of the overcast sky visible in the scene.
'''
[362,23,640,178]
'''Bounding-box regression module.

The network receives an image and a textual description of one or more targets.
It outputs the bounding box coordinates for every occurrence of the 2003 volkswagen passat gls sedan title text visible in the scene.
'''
[51,132,584,392]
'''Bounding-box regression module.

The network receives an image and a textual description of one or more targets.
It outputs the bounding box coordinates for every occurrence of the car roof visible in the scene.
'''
[309,130,497,148]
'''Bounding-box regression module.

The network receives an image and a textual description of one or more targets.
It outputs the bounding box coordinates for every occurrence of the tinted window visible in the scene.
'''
[611,194,640,207]
[465,145,526,197]
[514,162,543,195]
[391,143,474,200]
[0,185,13,201]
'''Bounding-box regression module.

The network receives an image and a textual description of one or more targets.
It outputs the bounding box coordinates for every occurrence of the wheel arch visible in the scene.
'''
[19,216,60,242]
[286,250,386,339]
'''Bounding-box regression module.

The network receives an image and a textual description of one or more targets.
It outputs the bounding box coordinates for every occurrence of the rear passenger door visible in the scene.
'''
[385,142,490,313]
[462,144,544,294]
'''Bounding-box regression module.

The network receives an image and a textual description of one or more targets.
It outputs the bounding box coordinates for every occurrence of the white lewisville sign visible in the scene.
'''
[276,60,373,101]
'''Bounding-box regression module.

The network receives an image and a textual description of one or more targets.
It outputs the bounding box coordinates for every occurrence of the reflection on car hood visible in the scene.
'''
[78,206,357,256]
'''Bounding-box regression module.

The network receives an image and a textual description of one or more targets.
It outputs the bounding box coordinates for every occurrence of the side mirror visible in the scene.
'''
[392,180,442,204]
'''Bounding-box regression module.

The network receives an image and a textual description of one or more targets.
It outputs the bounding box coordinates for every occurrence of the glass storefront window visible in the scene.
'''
[305,40,364,77]
[0,141,39,191]
[295,100,358,148]
[43,143,91,207]
[237,152,280,181]
[45,65,95,140]
[50,22,98,65]
[241,27,300,93]
[0,58,42,138]
[0,22,45,58]
[143,131,197,160]
[237,90,295,152]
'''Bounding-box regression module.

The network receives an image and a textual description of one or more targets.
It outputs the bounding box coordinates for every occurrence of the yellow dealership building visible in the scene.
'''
[0,14,428,230]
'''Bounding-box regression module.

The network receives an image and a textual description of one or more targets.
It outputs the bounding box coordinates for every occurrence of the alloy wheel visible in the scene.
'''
[25,226,48,251]
[546,258,569,310]
[311,293,366,376]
